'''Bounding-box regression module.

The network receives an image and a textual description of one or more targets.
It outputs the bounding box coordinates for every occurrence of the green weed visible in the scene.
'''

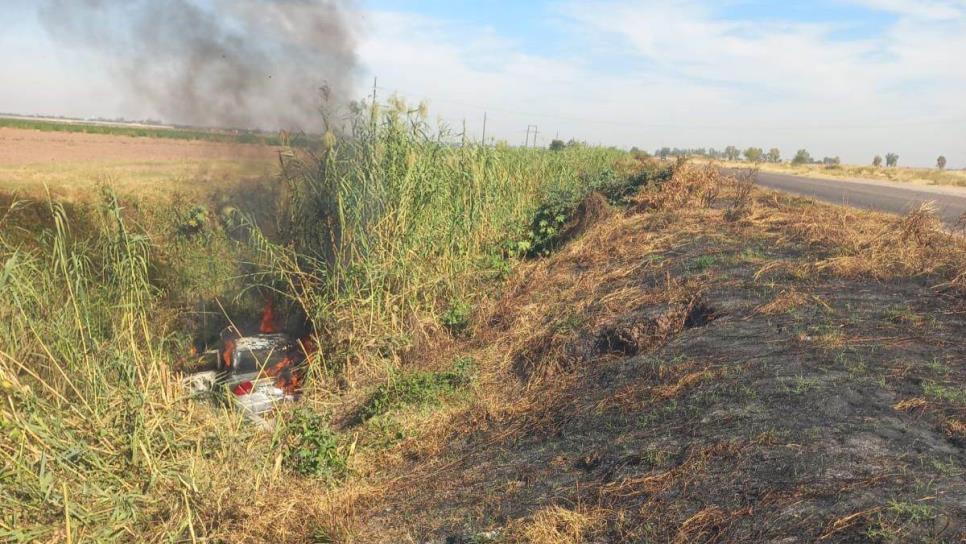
[356,357,475,422]
[781,375,821,395]
[441,298,473,335]
[922,381,966,405]
[282,408,348,481]
[690,254,718,273]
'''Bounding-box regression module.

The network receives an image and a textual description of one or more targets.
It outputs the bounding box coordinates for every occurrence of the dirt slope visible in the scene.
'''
[340,167,965,543]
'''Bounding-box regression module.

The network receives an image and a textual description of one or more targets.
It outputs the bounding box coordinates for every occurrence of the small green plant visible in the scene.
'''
[554,310,585,333]
[922,381,966,404]
[690,254,717,273]
[366,414,407,449]
[283,408,348,480]
[781,375,820,395]
[441,298,473,335]
[176,204,209,237]
[884,305,923,326]
[310,526,335,544]
[483,250,514,280]
[357,357,475,422]
[925,358,948,375]
[886,499,935,523]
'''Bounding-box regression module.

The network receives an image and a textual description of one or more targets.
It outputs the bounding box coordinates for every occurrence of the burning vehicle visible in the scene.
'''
[183,300,315,426]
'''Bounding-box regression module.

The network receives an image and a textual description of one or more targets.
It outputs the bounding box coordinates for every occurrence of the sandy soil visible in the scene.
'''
[0,127,278,165]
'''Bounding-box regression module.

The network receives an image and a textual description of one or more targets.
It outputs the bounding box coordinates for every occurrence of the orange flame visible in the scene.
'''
[221,338,235,370]
[259,299,277,334]
[265,334,317,395]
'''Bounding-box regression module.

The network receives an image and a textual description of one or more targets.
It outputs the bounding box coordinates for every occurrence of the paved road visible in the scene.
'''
[736,170,966,226]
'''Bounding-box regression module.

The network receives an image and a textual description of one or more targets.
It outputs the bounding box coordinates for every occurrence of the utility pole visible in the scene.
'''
[481,112,487,147]
[524,125,531,147]
[526,124,538,148]
[370,76,378,130]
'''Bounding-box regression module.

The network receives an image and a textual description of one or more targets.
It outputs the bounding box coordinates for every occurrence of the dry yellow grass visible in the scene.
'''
[0,158,276,201]
[506,505,605,544]
[754,289,808,314]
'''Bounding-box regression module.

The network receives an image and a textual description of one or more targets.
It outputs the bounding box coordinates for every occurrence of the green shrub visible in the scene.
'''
[522,187,583,257]
[593,163,671,204]
[517,163,671,258]
[283,408,348,480]
[357,357,475,422]
[482,250,513,280]
[176,204,209,237]
[440,298,473,335]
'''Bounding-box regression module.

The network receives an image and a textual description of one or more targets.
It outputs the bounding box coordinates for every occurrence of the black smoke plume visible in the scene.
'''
[39,0,358,130]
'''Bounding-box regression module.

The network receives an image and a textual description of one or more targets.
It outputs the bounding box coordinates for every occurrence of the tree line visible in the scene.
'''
[643,145,954,170]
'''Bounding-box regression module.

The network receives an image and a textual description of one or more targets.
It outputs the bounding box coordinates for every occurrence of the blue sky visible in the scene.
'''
[2,0,964,167]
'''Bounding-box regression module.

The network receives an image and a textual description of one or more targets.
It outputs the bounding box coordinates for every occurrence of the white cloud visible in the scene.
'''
[357,2,966,167]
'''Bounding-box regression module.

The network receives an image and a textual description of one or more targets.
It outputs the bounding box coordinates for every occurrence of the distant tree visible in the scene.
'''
[937,155,947,170]
[629,146,651,159]
[656,147,671,160]
[822,156,841,167]
[791,149,813,165]
[886,152,899,167]
[743,147,764,163]
[873,155,883,167]
[549,139,566,151]
[766,148,781,163]
[724,146,740,161]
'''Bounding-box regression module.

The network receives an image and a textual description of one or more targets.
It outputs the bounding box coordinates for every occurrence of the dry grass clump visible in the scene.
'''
[633,161,722,211]
[672,506,730,544]
[504,505,605,544]
[628,161,759,225]
[761,197,966,288]
[755,289,808,314]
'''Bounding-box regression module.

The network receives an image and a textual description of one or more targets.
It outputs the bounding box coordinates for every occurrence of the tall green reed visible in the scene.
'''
[0,190,264,542]
[262,100,624,362]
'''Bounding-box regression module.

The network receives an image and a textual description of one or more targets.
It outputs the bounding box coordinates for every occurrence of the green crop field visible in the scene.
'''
[0,116,300,146]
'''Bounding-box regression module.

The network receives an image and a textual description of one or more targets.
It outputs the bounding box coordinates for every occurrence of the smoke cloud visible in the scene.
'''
[39,0,358,130]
